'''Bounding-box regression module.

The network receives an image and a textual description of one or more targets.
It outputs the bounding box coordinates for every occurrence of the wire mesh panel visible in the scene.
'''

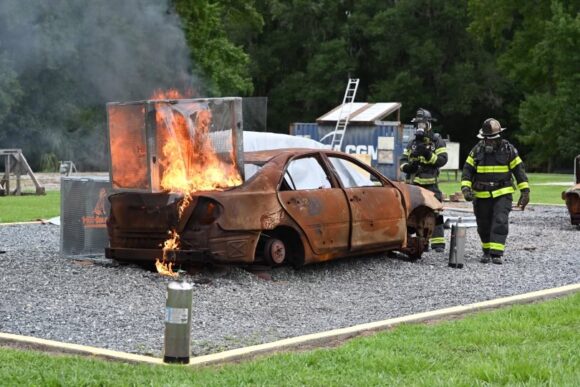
[106,97,244,192]
[242,97,267,132]
[60,176,111,256]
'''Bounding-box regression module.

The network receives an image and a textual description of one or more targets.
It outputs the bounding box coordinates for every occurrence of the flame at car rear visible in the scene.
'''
[151,89,243,277]
[155,230,180,278]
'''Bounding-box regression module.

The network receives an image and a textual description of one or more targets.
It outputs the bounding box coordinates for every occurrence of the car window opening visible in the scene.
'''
[329,157,382,188]
[281,157,331,191]
[243,163,263,180]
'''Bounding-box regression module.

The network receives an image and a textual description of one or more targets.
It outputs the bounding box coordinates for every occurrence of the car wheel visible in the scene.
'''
[263,238,286,266]
[405,240,426,261]
[401,209,435,261]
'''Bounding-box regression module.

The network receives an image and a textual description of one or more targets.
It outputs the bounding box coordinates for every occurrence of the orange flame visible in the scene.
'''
[155,230,180,278]
[155,259,178,278]
[151,88,193,100]
[108,105,149,189]
[156,103,243,194]
[152,89,242,277]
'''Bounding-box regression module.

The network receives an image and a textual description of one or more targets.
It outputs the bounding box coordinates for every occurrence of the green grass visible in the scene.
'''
[0,191,60,223]
[440,172,573,205]
[1,293,578,386]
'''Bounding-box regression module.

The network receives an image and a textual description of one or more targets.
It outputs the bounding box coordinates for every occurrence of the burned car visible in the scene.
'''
[106,149,443,267]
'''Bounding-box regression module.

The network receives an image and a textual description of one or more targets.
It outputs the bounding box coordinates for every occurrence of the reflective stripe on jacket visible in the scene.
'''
[460,139,529,198]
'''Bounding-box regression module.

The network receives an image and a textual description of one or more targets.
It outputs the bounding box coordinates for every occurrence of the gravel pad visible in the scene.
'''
[0,205,578,357]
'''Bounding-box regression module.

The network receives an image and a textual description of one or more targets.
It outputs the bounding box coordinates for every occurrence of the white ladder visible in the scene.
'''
[329,78,359,151]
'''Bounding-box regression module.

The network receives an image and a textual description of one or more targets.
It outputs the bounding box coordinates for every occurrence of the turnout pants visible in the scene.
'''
[473,194,512,256]
[418,183,445,249]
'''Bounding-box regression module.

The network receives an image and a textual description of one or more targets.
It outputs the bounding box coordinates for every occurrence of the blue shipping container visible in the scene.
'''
[290,123,404,180]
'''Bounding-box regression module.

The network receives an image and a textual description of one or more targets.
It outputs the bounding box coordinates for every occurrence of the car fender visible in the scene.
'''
[180,191,283,231]
[393,182,443,216]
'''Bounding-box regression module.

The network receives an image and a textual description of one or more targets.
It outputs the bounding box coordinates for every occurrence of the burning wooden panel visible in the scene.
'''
[107,104,149,190]
[106,97,244,193]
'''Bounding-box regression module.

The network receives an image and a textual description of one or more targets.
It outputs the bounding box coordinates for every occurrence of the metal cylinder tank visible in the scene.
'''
[163,281,193,364]
[448,222,467,269]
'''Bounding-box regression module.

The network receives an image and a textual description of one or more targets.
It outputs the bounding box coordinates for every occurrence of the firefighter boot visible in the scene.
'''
[480,253,491,264]
[492,255,503,265]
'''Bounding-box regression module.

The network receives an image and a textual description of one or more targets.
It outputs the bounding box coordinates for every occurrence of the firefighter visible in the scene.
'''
[461,118,530,264]
[400,108,448,253]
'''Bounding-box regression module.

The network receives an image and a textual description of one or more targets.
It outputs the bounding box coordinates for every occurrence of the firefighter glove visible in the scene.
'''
[517,190,530,210]
[462,186,474,202]
[401,161,419,174]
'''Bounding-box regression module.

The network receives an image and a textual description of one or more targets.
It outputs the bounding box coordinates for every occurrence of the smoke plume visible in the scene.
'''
[0,0,198,170]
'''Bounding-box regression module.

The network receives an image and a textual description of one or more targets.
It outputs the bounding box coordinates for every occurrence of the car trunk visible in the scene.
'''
[108,192,183,249]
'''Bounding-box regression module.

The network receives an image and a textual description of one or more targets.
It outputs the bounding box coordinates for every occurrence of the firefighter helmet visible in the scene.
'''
[412,108,434,136]
[411,108,433,123]
[477,118,506,139]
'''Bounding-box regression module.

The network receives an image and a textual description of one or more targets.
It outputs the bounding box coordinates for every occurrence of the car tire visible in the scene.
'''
[405,243,425,261]
[263,238,286,266]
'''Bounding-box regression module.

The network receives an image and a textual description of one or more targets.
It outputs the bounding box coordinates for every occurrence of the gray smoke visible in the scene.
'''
[0,0,201,170]
[0,0,196,101]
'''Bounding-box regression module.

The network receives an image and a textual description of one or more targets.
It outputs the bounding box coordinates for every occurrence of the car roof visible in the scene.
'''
[243,148,329,163]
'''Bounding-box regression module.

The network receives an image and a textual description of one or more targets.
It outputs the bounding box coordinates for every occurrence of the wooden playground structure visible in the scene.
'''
[0,149,45,196]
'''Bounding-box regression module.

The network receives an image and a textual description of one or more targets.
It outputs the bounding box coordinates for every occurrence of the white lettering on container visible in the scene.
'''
[344,145,378,161]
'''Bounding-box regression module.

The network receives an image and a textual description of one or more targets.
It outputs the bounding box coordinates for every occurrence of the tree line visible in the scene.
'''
[0,0,578,172]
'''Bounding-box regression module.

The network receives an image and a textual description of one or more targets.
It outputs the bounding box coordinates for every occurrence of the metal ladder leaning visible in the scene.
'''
[329,78,359,150]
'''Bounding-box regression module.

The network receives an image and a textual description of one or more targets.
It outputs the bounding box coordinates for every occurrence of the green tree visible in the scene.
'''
[173,0,262,96]
[248,0,355,131]
[357,0,512,148]
[0,52,21,124]
[469,0,580,170]
[249,0,511,157]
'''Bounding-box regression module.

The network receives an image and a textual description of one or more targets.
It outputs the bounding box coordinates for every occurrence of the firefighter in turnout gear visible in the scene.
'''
[461,118,530,264]
[400,108,448,252]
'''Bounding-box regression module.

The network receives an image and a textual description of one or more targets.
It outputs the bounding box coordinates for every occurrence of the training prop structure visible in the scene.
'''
[106,97,244,192]
[0,149,45,196]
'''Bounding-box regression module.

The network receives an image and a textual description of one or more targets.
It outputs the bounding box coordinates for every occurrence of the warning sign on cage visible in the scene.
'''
[82,187,109,228]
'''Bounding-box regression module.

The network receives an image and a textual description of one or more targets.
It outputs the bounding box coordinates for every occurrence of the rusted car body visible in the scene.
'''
[562,155,580,226]
[106,149,443,267]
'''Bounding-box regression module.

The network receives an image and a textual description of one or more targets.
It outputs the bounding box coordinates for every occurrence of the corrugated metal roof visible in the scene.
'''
[316,102,401,124]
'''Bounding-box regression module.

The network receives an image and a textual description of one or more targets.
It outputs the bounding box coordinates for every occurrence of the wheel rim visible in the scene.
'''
[268,240,286,264]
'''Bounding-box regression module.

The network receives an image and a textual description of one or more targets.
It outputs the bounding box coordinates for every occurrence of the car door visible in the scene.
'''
[327,155,406,251]
[278,154,351,254]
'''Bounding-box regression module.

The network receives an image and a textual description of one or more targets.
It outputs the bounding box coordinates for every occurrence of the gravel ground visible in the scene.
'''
[0,204,578,357]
